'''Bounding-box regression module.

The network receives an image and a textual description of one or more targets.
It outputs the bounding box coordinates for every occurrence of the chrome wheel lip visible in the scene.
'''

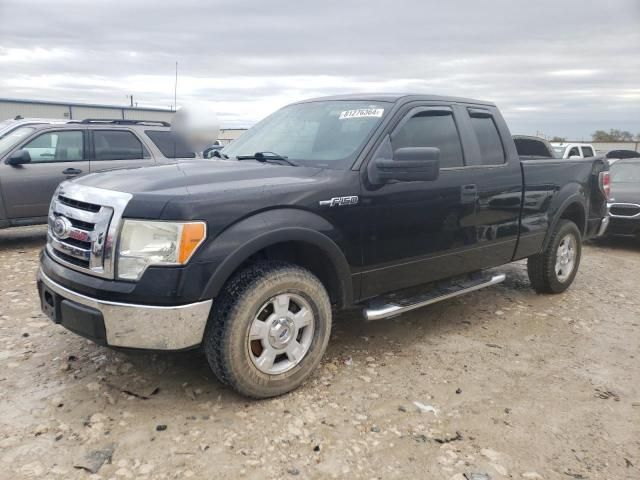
[247,293,315,375]
[555,233,577,283]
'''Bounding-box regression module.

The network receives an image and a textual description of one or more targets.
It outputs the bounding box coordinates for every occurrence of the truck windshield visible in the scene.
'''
[0,126,36,156]
[222,101,390,168]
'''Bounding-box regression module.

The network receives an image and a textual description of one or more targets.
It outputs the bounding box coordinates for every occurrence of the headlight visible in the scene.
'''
[117,220,206,280]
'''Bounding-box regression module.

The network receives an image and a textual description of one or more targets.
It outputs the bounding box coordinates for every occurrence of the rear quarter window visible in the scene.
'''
[145,130,196,158]
[469,112,505,165]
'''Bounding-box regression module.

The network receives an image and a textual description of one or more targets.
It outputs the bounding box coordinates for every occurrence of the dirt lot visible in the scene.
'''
[0,226,638,480]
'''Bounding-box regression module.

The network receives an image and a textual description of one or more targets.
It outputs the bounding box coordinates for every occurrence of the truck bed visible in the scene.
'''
[515,156,608,259]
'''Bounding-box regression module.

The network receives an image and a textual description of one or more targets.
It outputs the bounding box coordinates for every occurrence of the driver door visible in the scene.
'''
[359,105,477,298]
[0,129,88,220]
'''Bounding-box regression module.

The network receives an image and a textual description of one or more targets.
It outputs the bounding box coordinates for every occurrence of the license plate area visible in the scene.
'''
[39,282,61,323]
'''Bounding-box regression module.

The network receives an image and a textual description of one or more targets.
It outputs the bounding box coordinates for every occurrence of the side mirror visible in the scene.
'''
[569,155,581,160]
[371,147,440,183]
[6,149,31,165]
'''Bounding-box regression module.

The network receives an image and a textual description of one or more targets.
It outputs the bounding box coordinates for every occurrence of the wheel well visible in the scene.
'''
[559,203,586,236]
[234,241,345,307]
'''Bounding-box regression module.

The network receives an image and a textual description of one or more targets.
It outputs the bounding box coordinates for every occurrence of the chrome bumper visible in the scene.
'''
[597,215,610,237]
[38,269,212,350]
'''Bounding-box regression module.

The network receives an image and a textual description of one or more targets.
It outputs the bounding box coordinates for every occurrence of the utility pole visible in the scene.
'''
[174,62,178,112]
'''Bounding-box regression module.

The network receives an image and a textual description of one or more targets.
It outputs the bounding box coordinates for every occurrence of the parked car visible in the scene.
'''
[606,158,640,237]
[0,119,196,229]
[551,142,597,159]
[37,94,609,398]
[604,149,640,166]
[513,135,557,158]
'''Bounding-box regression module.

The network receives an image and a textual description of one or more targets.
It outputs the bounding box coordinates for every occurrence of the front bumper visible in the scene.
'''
[606,217,640,236]
[37,269,212,350]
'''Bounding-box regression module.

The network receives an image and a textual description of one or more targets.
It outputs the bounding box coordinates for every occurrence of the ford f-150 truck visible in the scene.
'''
[37,94,610,398]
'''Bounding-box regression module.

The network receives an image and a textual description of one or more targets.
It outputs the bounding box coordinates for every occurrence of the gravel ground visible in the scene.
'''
[0,225,638,480]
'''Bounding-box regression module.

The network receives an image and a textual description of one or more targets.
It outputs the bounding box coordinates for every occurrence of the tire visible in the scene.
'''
[527,219,582,294]
[203,261,332,398]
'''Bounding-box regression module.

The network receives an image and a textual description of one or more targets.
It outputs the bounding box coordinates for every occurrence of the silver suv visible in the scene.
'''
[0,119,197,229]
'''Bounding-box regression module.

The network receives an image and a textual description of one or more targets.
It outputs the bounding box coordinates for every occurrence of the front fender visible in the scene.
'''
[198,208,354,306]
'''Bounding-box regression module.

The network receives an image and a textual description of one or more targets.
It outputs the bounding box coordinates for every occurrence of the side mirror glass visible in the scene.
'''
[370,146,440,184]
[6,149,32,165]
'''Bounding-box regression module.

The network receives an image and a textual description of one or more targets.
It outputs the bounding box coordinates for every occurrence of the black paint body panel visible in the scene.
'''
[47,94,609,308]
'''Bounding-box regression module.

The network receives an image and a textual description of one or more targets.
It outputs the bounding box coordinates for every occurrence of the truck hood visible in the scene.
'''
[74,160,323,196]
[610,182,640,204]
[70,159,347,222]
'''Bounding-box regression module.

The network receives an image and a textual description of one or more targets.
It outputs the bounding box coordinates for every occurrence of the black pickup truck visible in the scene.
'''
[37,94,610,398]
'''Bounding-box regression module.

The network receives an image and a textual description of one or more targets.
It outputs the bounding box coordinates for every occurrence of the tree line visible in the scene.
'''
[549,130,640,143]
[591,129,640,142]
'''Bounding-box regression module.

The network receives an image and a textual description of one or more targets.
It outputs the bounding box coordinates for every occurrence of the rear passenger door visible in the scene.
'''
[453,105,522,267]
[0,129,89,219]
[89,129,154,173]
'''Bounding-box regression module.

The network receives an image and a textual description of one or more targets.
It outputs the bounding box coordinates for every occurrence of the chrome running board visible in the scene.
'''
[363,273,506,321]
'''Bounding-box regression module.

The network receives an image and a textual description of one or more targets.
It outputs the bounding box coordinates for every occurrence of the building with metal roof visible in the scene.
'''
[0,97,176,123]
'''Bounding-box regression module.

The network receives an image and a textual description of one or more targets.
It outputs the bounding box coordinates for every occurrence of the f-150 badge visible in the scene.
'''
[319,196,359,207]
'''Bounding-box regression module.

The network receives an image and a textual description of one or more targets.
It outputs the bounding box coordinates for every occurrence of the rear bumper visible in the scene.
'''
[37,269,212,350]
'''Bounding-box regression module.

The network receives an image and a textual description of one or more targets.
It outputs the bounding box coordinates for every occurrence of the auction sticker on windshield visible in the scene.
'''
[339,108,384,120]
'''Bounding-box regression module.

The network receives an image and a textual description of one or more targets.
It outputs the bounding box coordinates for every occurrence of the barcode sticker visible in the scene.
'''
[339,108,384,120]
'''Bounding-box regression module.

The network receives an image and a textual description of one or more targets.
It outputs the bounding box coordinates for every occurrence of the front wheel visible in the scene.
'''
[203,261,332,398]
[527,219,582,294]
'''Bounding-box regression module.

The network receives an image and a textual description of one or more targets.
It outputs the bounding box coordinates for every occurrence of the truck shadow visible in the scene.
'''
[0,225,47,252]
[107,264,529,404]
[586,235,640,252]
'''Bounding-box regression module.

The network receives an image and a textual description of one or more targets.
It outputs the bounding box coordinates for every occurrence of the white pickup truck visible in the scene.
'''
[551,142,597,159]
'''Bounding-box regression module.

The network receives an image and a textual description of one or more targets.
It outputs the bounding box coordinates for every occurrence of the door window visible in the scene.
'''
[581,146,594,157]
[568,147,580,157]
[93,130,148,160]
[21,131,84,162]
[468,113,505,165]
[391,110,464,168]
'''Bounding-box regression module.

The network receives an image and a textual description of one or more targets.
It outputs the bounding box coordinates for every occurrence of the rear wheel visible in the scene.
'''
[527,219,582,293]
[203,261,332,398]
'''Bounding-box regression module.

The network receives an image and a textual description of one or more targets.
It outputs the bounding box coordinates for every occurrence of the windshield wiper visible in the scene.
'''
[236,151,298,166]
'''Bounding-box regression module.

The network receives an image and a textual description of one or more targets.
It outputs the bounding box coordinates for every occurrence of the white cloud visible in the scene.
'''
[0,0,639,137]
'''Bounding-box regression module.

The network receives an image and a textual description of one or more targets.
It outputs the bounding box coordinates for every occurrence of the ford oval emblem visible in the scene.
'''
[52,216,72,240]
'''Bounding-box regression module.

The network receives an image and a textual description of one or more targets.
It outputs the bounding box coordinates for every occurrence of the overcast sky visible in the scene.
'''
[1,0,639,139]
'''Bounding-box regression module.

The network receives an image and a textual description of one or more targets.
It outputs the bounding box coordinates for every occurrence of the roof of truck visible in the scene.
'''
[294,93,495,106]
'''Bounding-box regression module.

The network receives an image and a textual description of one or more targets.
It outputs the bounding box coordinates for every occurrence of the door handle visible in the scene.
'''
[62,168,82,175]
[461,184,478,204]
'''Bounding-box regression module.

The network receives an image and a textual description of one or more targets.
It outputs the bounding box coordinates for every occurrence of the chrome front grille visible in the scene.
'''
[609,203,640,218]
[47,182,132,279]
